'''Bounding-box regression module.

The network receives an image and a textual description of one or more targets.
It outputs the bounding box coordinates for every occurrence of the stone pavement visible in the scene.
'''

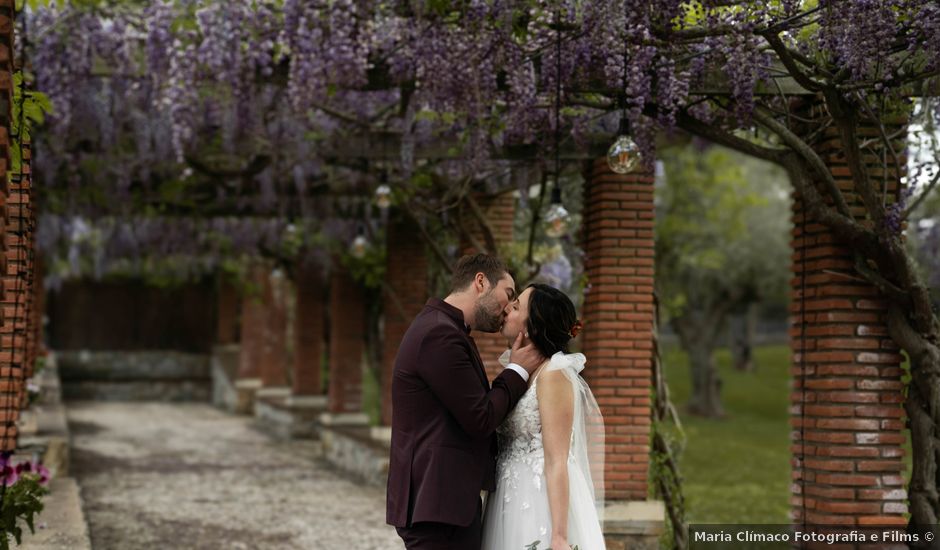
[67,402,404,550]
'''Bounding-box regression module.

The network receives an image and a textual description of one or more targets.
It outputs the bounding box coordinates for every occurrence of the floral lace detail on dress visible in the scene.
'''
[496,374,575,506]
[497,380,544,502]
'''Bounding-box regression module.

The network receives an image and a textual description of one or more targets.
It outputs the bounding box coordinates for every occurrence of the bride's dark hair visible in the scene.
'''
[525,283,578,358]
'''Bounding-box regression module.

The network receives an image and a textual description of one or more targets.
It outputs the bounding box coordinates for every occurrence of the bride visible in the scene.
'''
[482,283,605,550]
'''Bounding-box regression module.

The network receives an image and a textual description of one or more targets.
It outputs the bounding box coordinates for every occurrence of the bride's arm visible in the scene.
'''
[538,369,575,549]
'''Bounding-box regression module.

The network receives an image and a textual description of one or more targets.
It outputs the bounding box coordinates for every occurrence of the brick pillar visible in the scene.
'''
[789,108,907,526]
[0,159,32,450]
[581,158,655,501]
[216,277,239,345]
[292,263,324,396]
[259,269,289,388]
[0,0,22,450]
[460,192,516,380]
[382,215,428,425]
[237,266,265,380]
[328,265,365,413]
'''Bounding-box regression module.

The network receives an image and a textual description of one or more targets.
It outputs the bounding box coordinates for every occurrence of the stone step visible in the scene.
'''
[18,477,92,550]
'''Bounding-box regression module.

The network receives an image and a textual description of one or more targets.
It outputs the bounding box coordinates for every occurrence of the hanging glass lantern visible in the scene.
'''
[350,225,370,259]
[607,115,641,174]
[375,184,392,210]
[544,182,570,238]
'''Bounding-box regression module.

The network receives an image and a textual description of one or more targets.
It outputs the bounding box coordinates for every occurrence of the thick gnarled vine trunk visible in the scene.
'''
[672,83,940,529]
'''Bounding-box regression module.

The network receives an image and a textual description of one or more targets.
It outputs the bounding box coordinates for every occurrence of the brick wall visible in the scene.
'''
[292,263,324,396]
[382,215,428,425]
[461,192,516,380]
[259,269,289,388]
[328,265,365,413]
[0,163,32,452]
[237,266,266,379]
[0,0,20,451]
[789,106,907,526]
[581,158,655,501]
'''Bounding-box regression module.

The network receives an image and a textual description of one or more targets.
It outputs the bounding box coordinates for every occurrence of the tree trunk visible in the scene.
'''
[886,304,940,540]
[673,309,728,418]
[729,303,756,372]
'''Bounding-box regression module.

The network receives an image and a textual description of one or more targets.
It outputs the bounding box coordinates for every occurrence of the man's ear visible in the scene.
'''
[474,272,488,294]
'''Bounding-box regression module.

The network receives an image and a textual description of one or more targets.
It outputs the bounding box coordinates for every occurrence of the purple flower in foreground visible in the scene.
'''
[0,463,19,487]
[35,463,51,485]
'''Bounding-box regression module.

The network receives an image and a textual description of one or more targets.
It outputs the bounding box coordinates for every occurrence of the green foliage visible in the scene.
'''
[0,474,49,550]
[656,144,790,320]
[10,70,53,177]
[340,242,387,290]
[524,542,579,550]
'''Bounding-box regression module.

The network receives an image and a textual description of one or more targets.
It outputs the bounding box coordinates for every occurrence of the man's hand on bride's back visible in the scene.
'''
[509,332,545,375]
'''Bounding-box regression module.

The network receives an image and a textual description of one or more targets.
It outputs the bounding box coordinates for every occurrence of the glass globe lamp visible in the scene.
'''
[375,184,392,210]
[350,228,370,259]
[607,116,641,174]
[543,184,570,238]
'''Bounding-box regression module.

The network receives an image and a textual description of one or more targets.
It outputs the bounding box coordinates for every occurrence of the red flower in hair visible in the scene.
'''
[569,320,583,338]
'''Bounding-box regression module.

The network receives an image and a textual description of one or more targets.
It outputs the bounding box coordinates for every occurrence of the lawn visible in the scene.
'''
[661,343,913,525]
[660,344,793,524]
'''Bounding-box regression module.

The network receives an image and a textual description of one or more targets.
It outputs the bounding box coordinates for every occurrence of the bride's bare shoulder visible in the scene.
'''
[535,367,573,396]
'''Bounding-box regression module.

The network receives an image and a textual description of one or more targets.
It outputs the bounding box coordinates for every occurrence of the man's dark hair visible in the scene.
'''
[525,283,578,358]
[450,253,508,293]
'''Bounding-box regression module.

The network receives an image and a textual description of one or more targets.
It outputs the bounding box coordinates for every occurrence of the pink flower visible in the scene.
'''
[0,464,19,487]
[36,463,51,485]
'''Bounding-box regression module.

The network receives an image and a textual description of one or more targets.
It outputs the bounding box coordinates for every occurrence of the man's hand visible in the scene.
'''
[509,332,545,375]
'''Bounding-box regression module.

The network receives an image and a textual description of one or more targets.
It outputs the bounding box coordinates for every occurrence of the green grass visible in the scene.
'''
[660,344,792,524]
[661,343,914,524]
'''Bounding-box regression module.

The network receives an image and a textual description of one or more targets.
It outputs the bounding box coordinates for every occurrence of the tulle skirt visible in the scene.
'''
[481,456,605,550]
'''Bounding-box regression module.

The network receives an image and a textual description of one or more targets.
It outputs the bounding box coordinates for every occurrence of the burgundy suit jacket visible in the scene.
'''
[386,298,528,528]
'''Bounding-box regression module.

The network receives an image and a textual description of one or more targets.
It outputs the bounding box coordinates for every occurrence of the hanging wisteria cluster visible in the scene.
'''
[20,0,940,285]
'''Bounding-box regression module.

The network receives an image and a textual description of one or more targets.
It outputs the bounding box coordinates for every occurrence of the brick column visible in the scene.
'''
[581,158,655,501]
[382,215,428,425]
[328,265,365,413]
[789,109,907,526]
[0,0,22,450]
[461,191,516,380]
[0,156,32,450]
[292,263,325,396]
[259,269,289,388]
[216,277,239,345]
[237,266,265,380]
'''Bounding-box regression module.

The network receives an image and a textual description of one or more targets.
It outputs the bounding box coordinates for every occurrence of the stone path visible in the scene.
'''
[67,402,405,550]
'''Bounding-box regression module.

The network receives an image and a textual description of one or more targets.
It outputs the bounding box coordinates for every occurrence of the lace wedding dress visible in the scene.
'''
[481,352,606,550]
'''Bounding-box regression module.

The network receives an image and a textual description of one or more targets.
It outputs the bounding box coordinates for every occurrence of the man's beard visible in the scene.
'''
[473,293,504,333]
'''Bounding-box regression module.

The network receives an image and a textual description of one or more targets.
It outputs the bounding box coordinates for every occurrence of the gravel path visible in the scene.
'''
[68,402,405,550]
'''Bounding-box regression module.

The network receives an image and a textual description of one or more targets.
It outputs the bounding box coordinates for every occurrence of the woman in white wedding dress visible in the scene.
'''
[482,283,605,550]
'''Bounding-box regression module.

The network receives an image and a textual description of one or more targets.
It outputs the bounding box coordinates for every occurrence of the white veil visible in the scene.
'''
[499,350,606,527]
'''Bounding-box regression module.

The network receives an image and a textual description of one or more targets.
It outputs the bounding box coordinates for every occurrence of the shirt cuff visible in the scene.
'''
[505,363,529,382]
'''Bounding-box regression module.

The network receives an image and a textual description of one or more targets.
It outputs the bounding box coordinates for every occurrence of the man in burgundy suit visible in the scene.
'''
[387,253,544,549]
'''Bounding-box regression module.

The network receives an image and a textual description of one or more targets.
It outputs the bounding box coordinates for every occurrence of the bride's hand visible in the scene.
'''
[549,534,571,550]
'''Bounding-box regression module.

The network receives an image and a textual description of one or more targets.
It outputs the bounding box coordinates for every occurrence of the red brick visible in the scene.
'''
[812,446,881,458]
[815,418,881,430]
[856,460,904,472]
[854,432,905,445]
[813,501,882,514]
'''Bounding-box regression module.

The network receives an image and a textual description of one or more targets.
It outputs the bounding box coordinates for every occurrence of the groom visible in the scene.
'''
[386,253,544,549]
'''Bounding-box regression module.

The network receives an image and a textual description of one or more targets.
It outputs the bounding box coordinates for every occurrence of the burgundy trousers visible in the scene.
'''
[395,499,482,550]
